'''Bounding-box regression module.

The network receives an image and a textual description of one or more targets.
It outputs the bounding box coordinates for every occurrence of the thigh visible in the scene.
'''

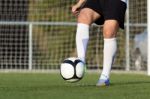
[78,8,100,25]
[103,20,119,38]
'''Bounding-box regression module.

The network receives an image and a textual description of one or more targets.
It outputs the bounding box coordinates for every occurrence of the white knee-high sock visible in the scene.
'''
[100,38,117,80]
[76,23,89,62]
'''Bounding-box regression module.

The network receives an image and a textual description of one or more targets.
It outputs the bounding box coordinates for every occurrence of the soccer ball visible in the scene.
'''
[60,57,85,82]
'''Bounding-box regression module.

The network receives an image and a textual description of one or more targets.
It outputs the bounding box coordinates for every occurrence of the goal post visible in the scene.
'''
[0,0,148,73]
[148,0,150,75]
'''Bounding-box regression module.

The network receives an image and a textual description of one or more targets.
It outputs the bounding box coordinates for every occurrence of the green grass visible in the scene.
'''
[0,72,150,99]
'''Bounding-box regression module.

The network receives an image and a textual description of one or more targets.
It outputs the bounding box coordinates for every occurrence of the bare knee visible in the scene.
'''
[103,30,117,38]
[77,9,93,25]
[77,8,100,25]
[103,20,119,38]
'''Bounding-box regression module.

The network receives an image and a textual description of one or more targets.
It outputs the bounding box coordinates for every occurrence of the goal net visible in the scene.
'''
[0,0,148,71]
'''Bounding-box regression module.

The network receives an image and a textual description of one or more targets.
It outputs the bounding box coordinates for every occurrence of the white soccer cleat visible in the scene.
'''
[96,79,110,87]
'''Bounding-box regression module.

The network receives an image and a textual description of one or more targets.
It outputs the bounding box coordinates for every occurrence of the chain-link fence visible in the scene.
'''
[0,0,148,71]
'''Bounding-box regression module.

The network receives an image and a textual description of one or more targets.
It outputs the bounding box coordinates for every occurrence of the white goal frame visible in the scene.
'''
[148,0,150,76]
[0,4,149,74]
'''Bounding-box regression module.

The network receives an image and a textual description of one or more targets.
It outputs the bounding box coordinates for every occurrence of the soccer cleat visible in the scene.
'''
[96,79,110,87]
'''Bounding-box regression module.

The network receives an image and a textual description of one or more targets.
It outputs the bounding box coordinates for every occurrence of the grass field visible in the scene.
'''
[0,72,150,99]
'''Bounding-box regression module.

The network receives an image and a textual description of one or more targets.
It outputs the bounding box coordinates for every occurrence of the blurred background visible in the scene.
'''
[0,0,147,72]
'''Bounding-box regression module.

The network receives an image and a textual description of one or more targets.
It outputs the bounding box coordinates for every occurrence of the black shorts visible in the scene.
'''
[83,0,127,29]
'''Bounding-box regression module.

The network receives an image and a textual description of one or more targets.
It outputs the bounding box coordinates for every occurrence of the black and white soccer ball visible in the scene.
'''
[60,57,85,82]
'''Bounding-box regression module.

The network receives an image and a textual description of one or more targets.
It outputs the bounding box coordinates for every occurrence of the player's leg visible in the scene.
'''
[97,20,119,86]
[76,8,100,62]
